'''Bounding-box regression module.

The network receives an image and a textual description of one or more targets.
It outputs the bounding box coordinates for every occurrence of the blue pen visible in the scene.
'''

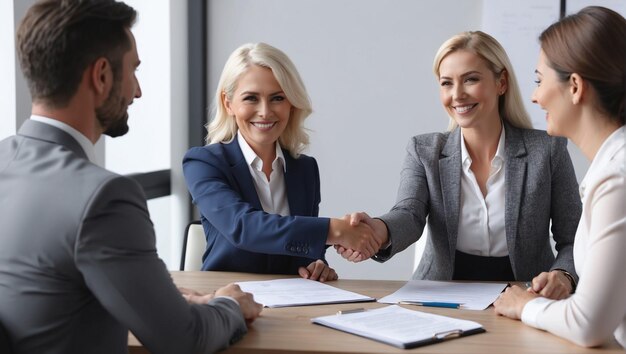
[399,301,462,309]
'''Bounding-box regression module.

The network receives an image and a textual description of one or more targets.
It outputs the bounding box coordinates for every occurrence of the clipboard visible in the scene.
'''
[400,327,486,349]
[311,305,485,349]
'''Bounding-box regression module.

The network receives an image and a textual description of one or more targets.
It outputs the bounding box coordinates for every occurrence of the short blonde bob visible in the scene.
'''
[433,31,532,130]
[206,42,312,158]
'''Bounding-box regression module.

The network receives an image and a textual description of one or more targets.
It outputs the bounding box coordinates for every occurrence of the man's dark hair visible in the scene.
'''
[17,0,137,108]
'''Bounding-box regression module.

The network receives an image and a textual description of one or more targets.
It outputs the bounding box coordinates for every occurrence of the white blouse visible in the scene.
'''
[457,127,508,256]
[237,133,290,216]
[521,126,626,347]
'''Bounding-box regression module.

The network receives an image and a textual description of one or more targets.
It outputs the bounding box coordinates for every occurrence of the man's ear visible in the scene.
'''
[569,73,585,105]
[90,57,113,102]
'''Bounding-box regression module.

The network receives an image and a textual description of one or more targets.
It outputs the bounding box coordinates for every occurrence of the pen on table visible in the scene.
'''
[336,307,366,315]
[399,301,462,309]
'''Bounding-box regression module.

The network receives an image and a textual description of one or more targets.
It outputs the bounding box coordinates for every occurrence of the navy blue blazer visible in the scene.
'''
[183,139,330,274]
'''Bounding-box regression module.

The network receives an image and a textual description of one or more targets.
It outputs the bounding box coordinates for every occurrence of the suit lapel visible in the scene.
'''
[283,150,305,216]
[439,128,462,260]
[504,123,527,262]
[224,139,263,210]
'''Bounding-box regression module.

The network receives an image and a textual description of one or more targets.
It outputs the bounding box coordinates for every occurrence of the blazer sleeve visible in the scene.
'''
[183,147,329,259]
[375,137,430,262]
[75,176,246,354]
[548,137,581,280]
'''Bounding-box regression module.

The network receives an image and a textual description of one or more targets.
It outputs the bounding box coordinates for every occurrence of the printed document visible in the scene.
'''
[237,278,375,308]
[312,305,485,348]
[378,280,507,310]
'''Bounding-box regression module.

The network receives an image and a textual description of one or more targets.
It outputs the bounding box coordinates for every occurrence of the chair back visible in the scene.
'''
[180,220,207,271]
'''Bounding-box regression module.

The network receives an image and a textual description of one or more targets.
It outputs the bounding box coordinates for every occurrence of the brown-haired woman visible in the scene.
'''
[494,6,626,348]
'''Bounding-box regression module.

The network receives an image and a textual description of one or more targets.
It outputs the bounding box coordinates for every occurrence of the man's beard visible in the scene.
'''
[96,80,130,138]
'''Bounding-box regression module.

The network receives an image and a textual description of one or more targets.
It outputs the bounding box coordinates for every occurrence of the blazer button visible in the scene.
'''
[296,246,302,252]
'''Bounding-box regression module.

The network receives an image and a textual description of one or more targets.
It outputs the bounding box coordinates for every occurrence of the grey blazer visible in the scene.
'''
[375,123,582,281]
[0,120,246,354]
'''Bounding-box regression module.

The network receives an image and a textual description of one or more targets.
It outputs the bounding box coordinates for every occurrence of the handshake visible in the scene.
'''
[326,212,389,262]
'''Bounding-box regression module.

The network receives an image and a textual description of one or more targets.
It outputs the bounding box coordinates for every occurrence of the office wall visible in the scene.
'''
[207,0,483,280]
[0,1,16,141]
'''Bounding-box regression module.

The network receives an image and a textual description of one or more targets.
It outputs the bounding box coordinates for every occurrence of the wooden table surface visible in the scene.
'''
[128,271,623,354]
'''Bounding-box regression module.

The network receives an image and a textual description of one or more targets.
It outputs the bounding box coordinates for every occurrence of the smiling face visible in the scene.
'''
[438,50,506,130]
[224,64,292,157]
[531,50,575,138]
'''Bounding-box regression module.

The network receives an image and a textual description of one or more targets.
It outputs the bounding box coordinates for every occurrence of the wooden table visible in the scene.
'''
[129,271,622,353]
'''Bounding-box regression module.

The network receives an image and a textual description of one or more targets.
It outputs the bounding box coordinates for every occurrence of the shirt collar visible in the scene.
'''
[237,133,286,173]
[30,115,97,163]
[579,125,626,199]
[460,123,506,170]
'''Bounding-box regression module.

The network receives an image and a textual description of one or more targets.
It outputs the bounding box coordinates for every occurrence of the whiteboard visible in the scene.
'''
[482,0,560,130]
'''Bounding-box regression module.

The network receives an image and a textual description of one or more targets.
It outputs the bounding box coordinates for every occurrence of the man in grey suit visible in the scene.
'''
[0,1,262,353]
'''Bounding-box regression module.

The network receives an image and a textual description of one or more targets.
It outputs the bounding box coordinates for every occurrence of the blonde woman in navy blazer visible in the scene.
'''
[338,32,581,299]
[184,43,379,281]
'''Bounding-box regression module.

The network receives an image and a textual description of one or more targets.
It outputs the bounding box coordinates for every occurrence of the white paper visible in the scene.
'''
[312,305,484,349]
[378,280,507,310]
[236,278,374,308]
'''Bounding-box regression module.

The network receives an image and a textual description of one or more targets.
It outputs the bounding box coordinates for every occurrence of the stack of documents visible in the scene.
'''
[237,278,375,308]
[378,280,507,310]
[312,305,485,348]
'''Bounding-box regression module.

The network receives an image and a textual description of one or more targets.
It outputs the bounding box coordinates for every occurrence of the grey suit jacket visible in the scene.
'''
[0,120,246,354]
[375,123,582,281]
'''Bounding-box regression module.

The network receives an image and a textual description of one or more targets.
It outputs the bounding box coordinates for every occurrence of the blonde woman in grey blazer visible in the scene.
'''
[339,31,581,300]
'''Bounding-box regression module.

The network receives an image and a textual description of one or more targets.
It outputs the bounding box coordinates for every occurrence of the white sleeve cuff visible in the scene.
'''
[521,297,553,329]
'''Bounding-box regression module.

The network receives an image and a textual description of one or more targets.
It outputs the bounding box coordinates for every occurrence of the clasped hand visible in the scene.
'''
[329,212,388,263]
[179,284,263,325]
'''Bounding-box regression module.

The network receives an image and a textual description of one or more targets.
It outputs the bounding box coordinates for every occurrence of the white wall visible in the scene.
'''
[0,0,16,141]
[207,0,482,280]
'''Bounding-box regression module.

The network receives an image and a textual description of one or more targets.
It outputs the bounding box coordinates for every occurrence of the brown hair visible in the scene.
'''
[539,6,626,124]
[17,0,137,108]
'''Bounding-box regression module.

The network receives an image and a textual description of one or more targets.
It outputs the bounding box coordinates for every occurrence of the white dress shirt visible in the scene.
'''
[237,133,290,216]
[30,115,97,163]
[456,127,507,257]
[521,126,626,348]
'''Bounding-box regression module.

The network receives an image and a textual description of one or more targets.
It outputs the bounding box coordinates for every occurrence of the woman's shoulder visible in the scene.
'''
[512,126,565,143]
[184,141,236,163]
[510,126,568,153]
[410,131,452,145]
[407,131,456,154]
[284,150,318,168]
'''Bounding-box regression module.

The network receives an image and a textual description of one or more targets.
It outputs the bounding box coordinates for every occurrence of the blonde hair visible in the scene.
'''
[207,42,312,158]
[433,31,532,130]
